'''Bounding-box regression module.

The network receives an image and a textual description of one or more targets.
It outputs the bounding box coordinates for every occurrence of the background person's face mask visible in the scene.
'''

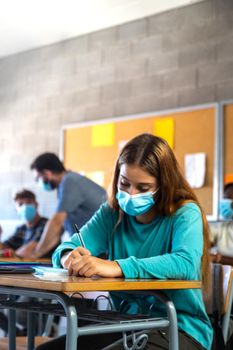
[219,198,233,219]
[116,189,157,216]
[17,204,36,222]
[38,178,54,191]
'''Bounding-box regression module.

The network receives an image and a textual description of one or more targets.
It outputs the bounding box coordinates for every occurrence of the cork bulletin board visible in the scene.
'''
[61,105,217,217]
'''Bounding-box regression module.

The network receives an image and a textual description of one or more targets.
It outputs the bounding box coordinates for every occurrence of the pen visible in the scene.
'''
[73,224,85,248]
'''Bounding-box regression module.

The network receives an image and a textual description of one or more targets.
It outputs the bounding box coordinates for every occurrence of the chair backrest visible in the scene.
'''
[222,265,233,313]
[203,263,233,344]
[222,265,233,343]
[203,263,224,315]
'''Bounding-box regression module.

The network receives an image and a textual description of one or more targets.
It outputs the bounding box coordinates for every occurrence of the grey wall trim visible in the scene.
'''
[61,102,218,131]
[219,99,233,203]
[212,102,223,221]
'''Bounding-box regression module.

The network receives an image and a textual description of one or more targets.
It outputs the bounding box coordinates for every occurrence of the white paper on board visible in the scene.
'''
[184,153,206,188]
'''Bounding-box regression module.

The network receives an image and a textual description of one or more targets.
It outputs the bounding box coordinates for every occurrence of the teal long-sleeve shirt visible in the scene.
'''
[52,202,213,350]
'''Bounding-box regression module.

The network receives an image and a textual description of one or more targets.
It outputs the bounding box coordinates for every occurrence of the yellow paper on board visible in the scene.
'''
[91,123,115,147]
[153,118,174,149]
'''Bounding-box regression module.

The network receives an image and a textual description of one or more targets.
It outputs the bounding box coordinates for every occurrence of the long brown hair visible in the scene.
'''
[108,133,210,290]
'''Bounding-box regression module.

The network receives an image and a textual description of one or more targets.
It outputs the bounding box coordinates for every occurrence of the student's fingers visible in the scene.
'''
[77,260,94,276]
[74,246,91,256]
[76,256,104,277]
[64,247,90,267]
[67,254,91,276]
[71,257,100,276]
[69,255,97,276]
[62,251,75,268]
[79,259,123,278]
[64,251,81,269]
[68,260,74,276]
[77,265,94,277]
[68,258,86,276]
[68,259,83,276]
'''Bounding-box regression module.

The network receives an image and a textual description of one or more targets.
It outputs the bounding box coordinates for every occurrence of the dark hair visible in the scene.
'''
[224,182,233,192]
[14,189,36,201]
[30,153,65,173]
[108,133,210,290]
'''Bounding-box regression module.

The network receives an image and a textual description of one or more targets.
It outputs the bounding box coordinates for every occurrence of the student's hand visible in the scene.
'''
[210,252,222,263]
[62,246,91,269]
[69,257,123,278]
[16,241,38,258]
[64,247,123,278]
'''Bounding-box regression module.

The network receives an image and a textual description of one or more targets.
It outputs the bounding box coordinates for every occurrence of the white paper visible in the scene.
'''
[184,153,206,188]
[33,266,68,276]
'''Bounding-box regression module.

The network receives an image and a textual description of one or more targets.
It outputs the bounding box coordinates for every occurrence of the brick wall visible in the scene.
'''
[0,0,233,219]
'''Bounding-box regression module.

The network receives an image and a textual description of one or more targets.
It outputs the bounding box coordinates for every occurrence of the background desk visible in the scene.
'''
[0,275,201,350]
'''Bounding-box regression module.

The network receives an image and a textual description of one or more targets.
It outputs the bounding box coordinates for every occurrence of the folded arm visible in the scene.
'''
[32,212,65,258]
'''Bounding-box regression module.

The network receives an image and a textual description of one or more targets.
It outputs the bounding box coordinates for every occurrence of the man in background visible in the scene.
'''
[0,189,48,258]
[210,182,233,264]
[30,152,107,258]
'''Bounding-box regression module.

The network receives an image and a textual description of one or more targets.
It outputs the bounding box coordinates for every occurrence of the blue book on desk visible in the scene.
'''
[0,262,52,274]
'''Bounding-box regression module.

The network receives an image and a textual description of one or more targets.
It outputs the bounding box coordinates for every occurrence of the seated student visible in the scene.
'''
[0,189,49,335]
[0,189,50,258]
[209,182,233,263]
[37,133,213,350]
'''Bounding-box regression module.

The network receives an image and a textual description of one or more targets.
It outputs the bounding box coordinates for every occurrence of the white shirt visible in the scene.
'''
[209,221,233,256]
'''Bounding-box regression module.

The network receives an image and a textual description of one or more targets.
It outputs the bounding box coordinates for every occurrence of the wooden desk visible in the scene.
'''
[0,274,201,292]
[0,275,201,350]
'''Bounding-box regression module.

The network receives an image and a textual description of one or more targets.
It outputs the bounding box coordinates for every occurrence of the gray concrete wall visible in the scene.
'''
[0,0,233,219]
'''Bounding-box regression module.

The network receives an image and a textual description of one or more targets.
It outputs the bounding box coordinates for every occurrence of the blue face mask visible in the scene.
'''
[38,178,54,192]
[219,199,233,219]
[17,204,37,222]
[116,189,157,216]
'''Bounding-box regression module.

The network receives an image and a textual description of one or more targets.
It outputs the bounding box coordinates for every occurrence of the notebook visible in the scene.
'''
[0,262,52,274]
[0,266,35,274]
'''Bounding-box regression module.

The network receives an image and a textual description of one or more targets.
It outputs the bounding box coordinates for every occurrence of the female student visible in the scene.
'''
[37,133,213,350]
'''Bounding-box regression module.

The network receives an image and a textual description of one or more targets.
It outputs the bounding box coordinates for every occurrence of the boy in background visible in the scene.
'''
[0,189,49,258]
